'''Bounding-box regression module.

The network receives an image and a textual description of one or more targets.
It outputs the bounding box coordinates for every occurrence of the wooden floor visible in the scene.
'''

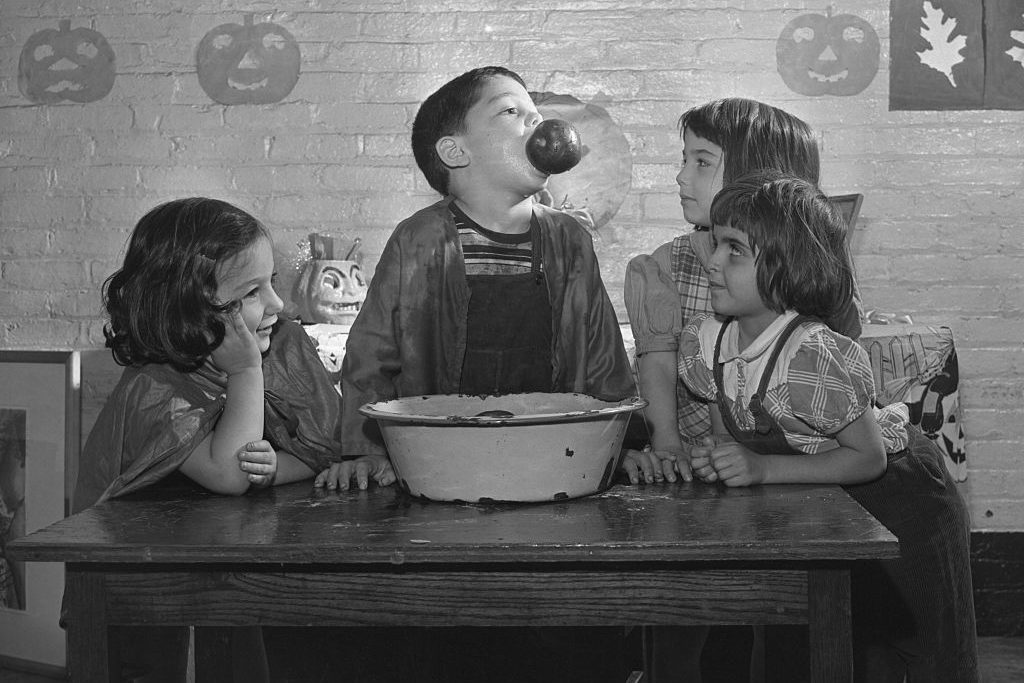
[3,636,1022,682]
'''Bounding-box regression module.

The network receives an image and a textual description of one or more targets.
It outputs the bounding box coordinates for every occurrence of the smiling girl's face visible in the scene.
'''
[215,236,284,353]
[676,128,725,228]
[707,222,779,342]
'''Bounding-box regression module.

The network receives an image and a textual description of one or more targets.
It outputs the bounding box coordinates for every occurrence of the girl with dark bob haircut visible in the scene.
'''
[708,169,854,321]
[680,171,977,683]
[75,197,394,682]
[103,197,270,371]
[679,97,821,187]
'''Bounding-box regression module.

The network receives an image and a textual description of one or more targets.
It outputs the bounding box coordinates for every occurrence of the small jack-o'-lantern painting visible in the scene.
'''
[18,20,116,104]
[294,234,367,325]
[776,10,880,96]
[197,14,300,105]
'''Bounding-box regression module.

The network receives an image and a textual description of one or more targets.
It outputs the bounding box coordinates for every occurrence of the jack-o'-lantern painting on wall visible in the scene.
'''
[776,10,880,96]
[197,14,301,105]
[293,234,368,326]
[18,20,116,104]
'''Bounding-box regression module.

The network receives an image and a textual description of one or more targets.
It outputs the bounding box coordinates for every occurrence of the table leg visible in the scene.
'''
[65,569,114,682]
[808,568,852,683]
[194,626,270,683]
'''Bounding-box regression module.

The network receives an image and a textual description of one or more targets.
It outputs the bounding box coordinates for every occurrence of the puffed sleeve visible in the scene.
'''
[624,243,680,356]
[677,313,718,402]
[787,329,875,435]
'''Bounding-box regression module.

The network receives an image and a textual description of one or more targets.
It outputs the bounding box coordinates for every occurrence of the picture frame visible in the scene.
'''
[828,192,864,233]
[0,351,79,672]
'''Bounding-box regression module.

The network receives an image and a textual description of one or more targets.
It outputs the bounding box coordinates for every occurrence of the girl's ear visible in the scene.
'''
[435,136,469,169]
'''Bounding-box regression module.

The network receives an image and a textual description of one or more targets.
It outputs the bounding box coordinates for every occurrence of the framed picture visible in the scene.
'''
[0,351,79,671]
[828,193,864,233]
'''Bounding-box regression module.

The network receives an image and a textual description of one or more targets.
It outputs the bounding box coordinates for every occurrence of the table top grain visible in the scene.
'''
[10,479,897,565]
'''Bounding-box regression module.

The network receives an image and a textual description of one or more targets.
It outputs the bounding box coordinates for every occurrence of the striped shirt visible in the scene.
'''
[450,203,533,276]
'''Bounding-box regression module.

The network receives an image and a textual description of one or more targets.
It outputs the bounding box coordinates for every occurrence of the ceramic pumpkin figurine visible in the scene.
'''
[18,20,116,104]
[776,10,879,96]
[294,234,367,326]
[196,14,301,105]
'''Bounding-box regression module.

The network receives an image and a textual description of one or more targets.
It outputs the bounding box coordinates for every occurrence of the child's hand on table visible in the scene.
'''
[237,440,277,487]
[620,446,684,484]
[314,455,396,491]
[690,436,763,487]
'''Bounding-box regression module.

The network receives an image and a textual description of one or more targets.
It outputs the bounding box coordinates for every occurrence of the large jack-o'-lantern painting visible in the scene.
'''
[528,92,632,231]
[197,14,301,105]
[776,9,880,96]
[18,20,116,104]
[293,233,368,326]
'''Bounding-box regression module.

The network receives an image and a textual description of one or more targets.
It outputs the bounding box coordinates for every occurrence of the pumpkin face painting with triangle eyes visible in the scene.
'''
[197,14,301,105]
[18,20,116,104]
[776,11,880,96]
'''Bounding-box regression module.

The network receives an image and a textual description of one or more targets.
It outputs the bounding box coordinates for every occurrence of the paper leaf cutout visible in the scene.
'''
[918,0,967,86]
[1009,24,1024,68]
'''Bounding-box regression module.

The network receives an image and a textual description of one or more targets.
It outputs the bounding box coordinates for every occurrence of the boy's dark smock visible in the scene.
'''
[75,320,340,511]
[340,197,636,459]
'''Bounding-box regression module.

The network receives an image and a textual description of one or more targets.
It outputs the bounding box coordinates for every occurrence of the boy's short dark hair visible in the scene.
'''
[103,197,270,372]
[412,66,527,196]
[679,98,820,186]
[710,170,853,320]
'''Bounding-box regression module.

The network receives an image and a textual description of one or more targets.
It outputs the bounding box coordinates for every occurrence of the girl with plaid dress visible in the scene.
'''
[681,172,977,682]
[621,98,862,487]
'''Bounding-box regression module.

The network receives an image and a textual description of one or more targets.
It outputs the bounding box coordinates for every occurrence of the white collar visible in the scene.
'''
[718,311,801,363]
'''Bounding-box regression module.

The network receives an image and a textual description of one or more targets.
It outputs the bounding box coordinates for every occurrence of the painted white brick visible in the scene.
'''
[323,43,420,72]
[0,229,50,257]
[44,105,134,130]
[3,260,91,289]
[2,318,84,348]
[320,164,414,193]
[419,42,513,72]
[0,290,50,316]
[313,103,410,133]
[361,13,459,40]
[267,133,360,162]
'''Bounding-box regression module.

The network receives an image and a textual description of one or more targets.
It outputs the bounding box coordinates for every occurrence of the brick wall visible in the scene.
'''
[2,1,1022,530]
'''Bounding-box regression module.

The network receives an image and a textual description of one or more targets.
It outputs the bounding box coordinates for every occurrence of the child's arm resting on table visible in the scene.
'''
[628,350,691,483]
[314,455,396,491]
[179,311,268,495]
[620,253,689,484]
[690,405,887,487]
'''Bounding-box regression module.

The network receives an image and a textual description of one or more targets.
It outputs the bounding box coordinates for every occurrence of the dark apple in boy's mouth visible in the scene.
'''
[526,119,582,175]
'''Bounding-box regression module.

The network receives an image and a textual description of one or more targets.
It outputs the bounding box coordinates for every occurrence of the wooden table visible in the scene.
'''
[10,479,897,682]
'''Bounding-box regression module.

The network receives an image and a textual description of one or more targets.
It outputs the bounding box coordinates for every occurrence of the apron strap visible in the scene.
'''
[714,315,810,437]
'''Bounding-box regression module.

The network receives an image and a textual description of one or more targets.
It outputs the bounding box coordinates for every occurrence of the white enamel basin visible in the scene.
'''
[360,393,647,503]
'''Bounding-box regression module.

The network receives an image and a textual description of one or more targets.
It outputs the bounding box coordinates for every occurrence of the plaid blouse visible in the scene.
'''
[679,312,909,454]
[624,231,716,445]
[625,229,865,447]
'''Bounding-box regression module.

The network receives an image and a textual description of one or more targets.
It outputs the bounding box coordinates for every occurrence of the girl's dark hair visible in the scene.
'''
[678,98,820,185]
[102,197,270,371]
[710,170,854,319]
[412,66,527,196]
